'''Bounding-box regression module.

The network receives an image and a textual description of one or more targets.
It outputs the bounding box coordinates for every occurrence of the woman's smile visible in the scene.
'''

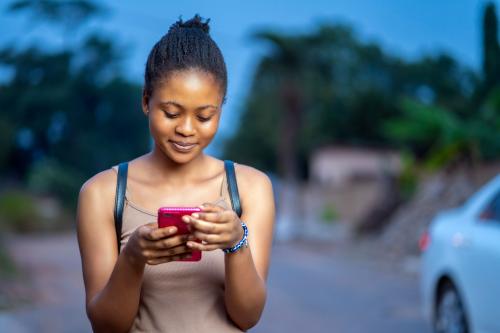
[169,140,198,152]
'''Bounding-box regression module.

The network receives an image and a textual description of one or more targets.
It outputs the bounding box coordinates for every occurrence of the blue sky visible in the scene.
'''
[1,0,497,155]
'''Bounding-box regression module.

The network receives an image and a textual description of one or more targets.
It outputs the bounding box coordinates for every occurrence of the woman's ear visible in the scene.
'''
[142,89,149,116]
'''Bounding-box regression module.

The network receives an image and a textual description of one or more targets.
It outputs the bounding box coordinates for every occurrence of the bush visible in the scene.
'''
[321,203,338,224]
[0,189,70,232]
[27,158,84,210]
[0,190,38,232]
[398,153,419,200]
[0,242,16,279]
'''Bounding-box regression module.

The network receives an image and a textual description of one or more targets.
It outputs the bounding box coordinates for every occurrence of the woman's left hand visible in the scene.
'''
[182,203,244,251]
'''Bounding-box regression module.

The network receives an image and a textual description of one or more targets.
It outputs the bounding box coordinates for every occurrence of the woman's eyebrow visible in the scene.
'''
[158,101,218,111]
[196,104,219,111]
[159,101,184,109]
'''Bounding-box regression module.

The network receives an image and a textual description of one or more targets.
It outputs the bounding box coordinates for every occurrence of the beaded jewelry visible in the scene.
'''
[223,221,248,254]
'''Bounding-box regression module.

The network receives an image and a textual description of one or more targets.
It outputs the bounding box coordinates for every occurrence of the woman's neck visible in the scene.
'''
[145,146,214,186]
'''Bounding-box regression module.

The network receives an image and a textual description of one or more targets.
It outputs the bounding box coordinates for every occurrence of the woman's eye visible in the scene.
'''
[164,111,179,118]
[198,116,211,122]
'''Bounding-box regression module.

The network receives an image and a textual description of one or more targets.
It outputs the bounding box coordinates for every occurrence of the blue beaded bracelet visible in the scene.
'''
[223,221,248,254]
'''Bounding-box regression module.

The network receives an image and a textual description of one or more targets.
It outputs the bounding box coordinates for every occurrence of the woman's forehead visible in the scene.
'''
[152,70,223,106]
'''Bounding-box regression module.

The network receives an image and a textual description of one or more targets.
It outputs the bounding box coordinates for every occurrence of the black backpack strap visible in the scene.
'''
[114,162,128,253]
[224,160,242,218]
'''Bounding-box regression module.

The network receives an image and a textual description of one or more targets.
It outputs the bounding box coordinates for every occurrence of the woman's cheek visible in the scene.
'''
[204,118,220,134]
[204,124,219,142]
[149,117,174,137]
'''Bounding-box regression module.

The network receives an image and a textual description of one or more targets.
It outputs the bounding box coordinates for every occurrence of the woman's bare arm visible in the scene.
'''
[77,170,145,333]
[223,165,275,330]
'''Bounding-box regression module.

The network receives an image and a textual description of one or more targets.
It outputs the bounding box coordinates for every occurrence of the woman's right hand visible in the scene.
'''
[124,222,194,266]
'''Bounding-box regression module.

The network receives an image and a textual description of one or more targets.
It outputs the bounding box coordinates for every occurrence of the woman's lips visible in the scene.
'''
[170,141,197,152]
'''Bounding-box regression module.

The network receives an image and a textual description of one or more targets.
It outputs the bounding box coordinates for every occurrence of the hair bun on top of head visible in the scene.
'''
[171,14,210,34]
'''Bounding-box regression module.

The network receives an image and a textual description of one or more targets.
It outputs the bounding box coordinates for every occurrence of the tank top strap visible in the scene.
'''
[111,165,131,199]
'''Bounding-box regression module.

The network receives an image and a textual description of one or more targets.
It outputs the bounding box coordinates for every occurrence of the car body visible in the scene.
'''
[421,174,500,333]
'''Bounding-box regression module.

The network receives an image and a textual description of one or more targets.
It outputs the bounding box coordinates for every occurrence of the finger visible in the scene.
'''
[149,244,191,258]
[145,226,178,241]
[187,217,223,234]
[190,231,225,244]
[191,211,230,223]
[152,234,190,250]
[198,202,225,213]
[186,241,221,252]
[147,253,193,265]
[137,234,182,251]
[138,222,158,239]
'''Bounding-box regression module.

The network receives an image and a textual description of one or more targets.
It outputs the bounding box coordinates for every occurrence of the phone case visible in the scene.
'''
[157,207,202,262]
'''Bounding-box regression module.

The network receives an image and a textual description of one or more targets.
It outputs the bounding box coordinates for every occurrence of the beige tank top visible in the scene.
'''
[111,166,244,333]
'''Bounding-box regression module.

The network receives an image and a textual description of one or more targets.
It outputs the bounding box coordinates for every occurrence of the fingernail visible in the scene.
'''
[182,216,190,223]
[192,213,199,218]
[187,241,193,247]
[170,227,177,233]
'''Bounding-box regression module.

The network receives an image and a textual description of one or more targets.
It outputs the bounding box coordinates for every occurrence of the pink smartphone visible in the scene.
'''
[157,207,202,262]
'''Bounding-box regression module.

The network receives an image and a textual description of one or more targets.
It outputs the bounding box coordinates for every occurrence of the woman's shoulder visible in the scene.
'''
[230,161,273,200]
[79,154,147,198]
[234,162,269,182]
[78,166,119,206]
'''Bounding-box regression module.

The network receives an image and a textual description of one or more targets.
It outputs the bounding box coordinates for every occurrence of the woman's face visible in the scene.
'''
[143,69,224,164]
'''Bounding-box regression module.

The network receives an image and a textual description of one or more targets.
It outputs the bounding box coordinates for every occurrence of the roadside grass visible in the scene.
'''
[0,241,20,310]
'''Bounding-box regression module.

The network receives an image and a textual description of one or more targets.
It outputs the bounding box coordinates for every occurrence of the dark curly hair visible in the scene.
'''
[144,14,228,103]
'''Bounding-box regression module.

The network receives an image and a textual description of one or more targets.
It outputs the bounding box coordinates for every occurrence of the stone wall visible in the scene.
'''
[380,163,500,257]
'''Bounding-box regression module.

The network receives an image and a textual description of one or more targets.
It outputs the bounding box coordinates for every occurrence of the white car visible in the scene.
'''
[421,174,500,333]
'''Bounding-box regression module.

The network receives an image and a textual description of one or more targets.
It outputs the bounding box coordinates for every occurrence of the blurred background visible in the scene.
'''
[1,1,500,332]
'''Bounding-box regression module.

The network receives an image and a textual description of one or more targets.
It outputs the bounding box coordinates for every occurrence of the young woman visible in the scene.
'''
[76,15,275,333]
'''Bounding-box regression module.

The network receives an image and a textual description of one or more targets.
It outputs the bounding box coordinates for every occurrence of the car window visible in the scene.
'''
[480,191,500,223]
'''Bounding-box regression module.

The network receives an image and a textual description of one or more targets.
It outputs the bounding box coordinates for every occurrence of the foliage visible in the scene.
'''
[0,243,17,280]
[483,2,500,91]
[397,152,419,199]
[0,190,38,232]
[0,188,71,232]
[2,0,500,212]
[223,22,479,179]
[0,1,150,209]
[321,203,338,224]
[27,158,83,209]
[383,99,475,167]
[471,87,500,160]
[6,0,106,31]
[384,85,500,168]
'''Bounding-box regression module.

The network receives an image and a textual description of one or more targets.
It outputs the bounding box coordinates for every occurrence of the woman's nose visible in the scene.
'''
[175,116,195,136]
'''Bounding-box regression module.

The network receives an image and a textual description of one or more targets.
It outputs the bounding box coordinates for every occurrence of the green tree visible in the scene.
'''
[6,0,105,32]
[483,2,500,93]
[0,1,149,209]
[383,99,477,168]
[224,23,476,178]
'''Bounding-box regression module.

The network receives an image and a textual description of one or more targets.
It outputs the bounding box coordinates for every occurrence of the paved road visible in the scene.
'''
[0,233,430,333]
[1,233,90,333]
[253,241,430,333]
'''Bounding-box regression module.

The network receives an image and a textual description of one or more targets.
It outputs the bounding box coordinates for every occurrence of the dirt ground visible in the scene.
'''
[0,231,430,333]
